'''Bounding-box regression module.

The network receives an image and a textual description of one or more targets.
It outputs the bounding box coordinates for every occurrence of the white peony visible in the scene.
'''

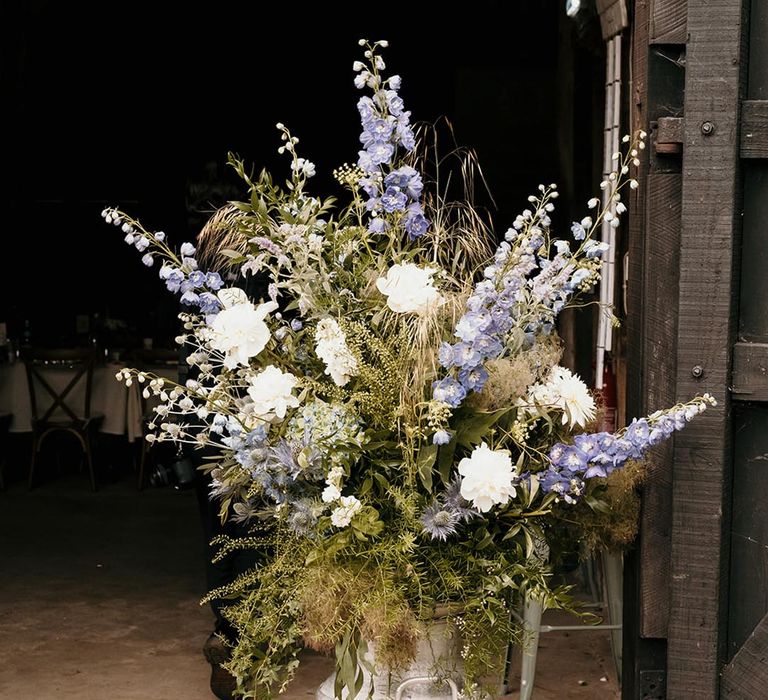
[375,262,443,314]
[246,365,300,420]
[330,495,362,528]
[458,443,517,513]
[526,366,595,429]
[208,289,278,369]
[315,318,358,386]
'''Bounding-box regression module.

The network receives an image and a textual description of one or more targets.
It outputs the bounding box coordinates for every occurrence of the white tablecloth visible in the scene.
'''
[0,362,177,438]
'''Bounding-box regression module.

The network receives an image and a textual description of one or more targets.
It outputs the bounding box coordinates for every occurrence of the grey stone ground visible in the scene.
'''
[0,468,618,699]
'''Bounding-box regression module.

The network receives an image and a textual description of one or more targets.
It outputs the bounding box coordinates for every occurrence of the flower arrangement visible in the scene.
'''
[105,40,714,699]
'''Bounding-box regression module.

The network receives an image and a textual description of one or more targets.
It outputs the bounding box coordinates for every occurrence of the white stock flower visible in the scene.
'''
[375,262,443,314]
[315,318,358,386]
[526,366,596,429]
[458,443,517,513]
[246,365,300,420]
[330,495,362,527]
[208,288,278,369]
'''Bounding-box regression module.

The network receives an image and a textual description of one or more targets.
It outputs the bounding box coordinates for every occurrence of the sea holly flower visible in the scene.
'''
[420,502,460,541]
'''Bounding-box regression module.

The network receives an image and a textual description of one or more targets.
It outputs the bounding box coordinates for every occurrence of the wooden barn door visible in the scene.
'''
[720,0,768,695]
[624,0,768,697]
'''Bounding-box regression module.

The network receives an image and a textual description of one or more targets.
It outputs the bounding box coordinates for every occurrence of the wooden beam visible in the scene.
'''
[597,0,630,39]
[740,100,768,158]
[721,610,768,697]
[732,342,768,401]
[666,0,747,696]
[651,0,688,44]
[623,0,677,694]
[639,172,681,638]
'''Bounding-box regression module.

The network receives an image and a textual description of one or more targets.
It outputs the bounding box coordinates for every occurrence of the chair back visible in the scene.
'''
[23,348,97,425]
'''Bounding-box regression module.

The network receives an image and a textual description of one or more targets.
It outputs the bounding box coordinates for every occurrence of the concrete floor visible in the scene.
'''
[0,461,619,700]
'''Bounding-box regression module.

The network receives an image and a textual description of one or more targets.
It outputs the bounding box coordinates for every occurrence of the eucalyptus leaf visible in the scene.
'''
[416,443,438,492]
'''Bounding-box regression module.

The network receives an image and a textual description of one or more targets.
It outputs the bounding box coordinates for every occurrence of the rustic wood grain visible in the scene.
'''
[651,0,688,44]
[639,172,681,638]
[624,1,677,694]
[722,610,768,697]
[740,100,768,158]
[666,0,747,696]
[731,342,768,401]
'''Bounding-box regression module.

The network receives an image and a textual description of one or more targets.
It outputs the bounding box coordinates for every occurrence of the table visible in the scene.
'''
[0,362,178,440]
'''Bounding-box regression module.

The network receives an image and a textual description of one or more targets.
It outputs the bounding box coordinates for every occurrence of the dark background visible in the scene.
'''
[0,0,604,353]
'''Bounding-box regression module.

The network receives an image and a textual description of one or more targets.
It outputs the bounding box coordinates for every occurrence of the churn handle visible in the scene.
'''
[394,676,459,700]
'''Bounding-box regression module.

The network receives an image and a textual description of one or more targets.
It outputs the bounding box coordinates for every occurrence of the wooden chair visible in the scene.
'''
[24,348,104,490]
[0,412,12,489]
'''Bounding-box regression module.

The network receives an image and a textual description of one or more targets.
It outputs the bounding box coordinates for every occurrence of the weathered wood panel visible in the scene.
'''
[732,343,768,401]
[740,101,768,158]
[651,0,687,44]
[639,172,681,638]
[666,0,746,697]
[723,610,768,696]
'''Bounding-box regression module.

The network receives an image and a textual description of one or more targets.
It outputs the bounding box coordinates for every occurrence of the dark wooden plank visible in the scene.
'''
[732,342,768,401]
[748,0,768,100]
[651,0,688,44]
[639,172,681,638]
[666,0,747,696]
[722,608,768,697]
[726,405,768,663]
[623,1,675,696]
[740,101,768,158]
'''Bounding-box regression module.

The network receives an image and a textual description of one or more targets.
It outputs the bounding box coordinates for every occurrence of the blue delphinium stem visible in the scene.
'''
[536,394,717,503]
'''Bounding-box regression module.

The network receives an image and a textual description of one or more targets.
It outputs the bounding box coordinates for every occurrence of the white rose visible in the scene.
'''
[330,495,362,528]
[246,365,300,420]
[321,484,342,503]
[208,289,278,369]
[375,262,443,314]
[458,442,517,513]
